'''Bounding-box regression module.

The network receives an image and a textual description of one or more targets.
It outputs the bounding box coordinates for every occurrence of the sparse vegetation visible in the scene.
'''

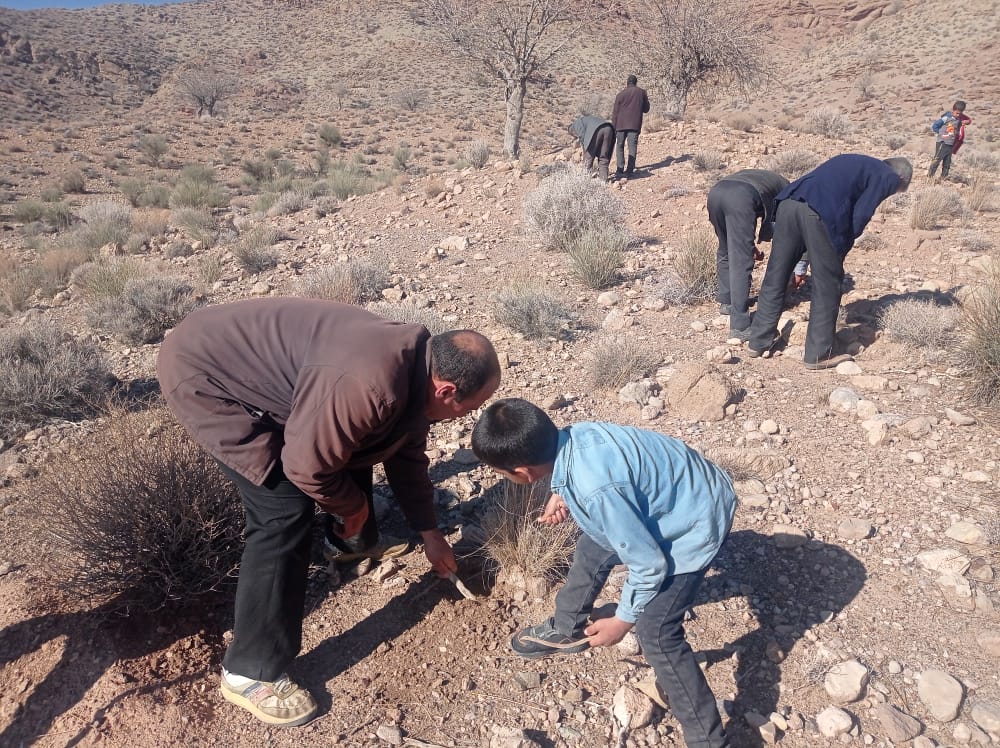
[0,320,110,439]
[961,269,1000,405]
[366,300,451,334]
[566,226,629,290]
[805,106,852,139]
[587,333,659,389]
[317,122,343,148]
[176,68,238,118]
[60,168,86,194]
[765,149,820,180]
[171,207,216,247]
[87,275,200,344]
[880,298,960,349]
[656,229,718,305]
[523,168,626,251]
[73,256,144,300]
[120,178,171,208]
[169,164,228,210]
[0,256,40,315]
[492,284,573,339]
[70,201,133,251]
[967,175,995,213]
[465,140,491,169]
[137,134,169,167]
[910,186,964,229]
[693,150,725,172]
[232,224,281,273]
[293,260,390,305]
[37,408,243,611]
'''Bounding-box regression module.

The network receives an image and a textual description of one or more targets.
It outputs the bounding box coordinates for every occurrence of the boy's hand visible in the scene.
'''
[584,616,634,647]
[537,493,570,525]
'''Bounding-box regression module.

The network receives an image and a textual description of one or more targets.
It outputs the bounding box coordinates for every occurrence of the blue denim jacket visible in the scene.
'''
[550,423,737,623]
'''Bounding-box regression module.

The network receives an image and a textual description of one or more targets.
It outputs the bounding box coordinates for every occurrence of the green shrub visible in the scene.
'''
[233,224,281,273]
[87,275,200,344]
[393,145,412,172]
[523,168,626,252]
[242,158,275,187]
[169,164,228,210]
[492,284,573,339]
[73,256,144,300]
[171,208,216,248]
[40,186,64,203]
[137,134,169,166]
[37,408,243,612]
[293,260,389,304]
[567,226,629,290]
[60,168,86,193]
[318,122,342,147]
[70,201,133,251]
[0,320,110,439]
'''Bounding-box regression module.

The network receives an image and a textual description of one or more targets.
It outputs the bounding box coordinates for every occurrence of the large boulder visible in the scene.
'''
[663,363,736,422]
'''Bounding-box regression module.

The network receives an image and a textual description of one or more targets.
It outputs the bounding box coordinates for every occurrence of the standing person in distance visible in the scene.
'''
[612,74,650,179]
[928,100,971,181]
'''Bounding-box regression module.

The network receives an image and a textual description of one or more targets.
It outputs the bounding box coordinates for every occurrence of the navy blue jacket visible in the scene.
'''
[775,154,901,255]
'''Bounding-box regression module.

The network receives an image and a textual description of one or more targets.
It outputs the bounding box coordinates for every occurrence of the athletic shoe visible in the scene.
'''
[323,533,411,564]
[220,673,318,727]
[511,618,590,659]
[803,353,854,370]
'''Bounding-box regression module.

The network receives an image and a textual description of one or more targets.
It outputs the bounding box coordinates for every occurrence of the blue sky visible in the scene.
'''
[2,0,189,8]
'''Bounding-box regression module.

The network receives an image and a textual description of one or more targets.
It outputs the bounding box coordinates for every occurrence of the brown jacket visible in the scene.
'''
[157,298,438,531]
[612,84,650,133]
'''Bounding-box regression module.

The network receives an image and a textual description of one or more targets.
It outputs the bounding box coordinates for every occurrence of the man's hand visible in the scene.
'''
[753,248,765,262]
[338,503,370,539]
[537,493,570,525]
[421,528,457,578]
[791,273,807,291]
[584,616,634,648]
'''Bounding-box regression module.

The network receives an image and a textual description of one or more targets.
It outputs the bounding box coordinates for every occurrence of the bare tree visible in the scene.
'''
[617,0,770,118]
[176,68,239,118]
[420,0,580,158]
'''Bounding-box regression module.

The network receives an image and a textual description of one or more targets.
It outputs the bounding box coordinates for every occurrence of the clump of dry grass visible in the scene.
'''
[232,224,281,273]
[587,333,659,389]
[523,168,626,251]
[961,269,1000,405]
[764,149,820,180]
[804,107,852,139]
[656,229,718,305]
[567,226,629,290]
[492,284,573,339]
[0,256,40,315]
[87,275,200,344]
[465,140,491,169]
[478,480,578,588]
[366,300,451,334]
[879,299,960,350]
[294,260,389,305]
[36,407,243,612]
[967,175,996,213]
[693,150,725,172]
[910,187,964,229]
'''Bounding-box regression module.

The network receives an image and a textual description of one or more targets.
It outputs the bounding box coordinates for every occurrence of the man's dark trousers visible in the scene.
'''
[584,125,615,182]
[218,460,375,680]
[553,534,729,748]
[615,130,640,174]
[707,179,760,332]
[748,199,844,364]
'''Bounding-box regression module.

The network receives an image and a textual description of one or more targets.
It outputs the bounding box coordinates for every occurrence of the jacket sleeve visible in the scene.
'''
[281,367,389,517]
[611,94,621,128]
[931,115,944,134]
[590,485,669,624]
[851,172,900,243]
[383,431,438,532]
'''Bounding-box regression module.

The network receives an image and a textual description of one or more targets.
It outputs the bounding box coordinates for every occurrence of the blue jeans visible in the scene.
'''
[553,534,729,748]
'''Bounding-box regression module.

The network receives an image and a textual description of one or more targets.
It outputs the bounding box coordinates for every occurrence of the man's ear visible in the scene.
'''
[433,380,458,403]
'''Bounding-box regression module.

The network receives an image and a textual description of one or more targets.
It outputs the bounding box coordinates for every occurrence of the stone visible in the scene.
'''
[918,669,964,722]
[250,281,271,295]
[597,290,620,307]
[616,631,641,656]
[817,706,854,737]
[851,375,889,390]
[945,521,984,545]
[968,557,994,583]
[836,360,863,375]
[707,346,736,363]
[976,630,1000,658]
[376,723,404,745]
[912,737,936,748]
[838,518,873,541]
[970,701,1000,734]
[945,408,976,426]
[824,659,869,703]
[382,287,405,302]
[758,721,778,744]
[867,420,889,446]
[772,524,810,549]
[759,419,780,435]
[612,685,657,729]
[452,448,479,465]
[662,363,735,423]
[489,725,539,748]
[514,671,541,690]
[917,548,971,575]
[744,711,769,728]
[619,381,652,407]
[829,388,860,412]
[962,470,992,484]
[856,400,880,420]
[439,235,469,252]
[872,703,923,743]
[904,416,935,438]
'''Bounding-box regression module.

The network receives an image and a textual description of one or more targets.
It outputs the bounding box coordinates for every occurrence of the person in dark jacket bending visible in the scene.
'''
[707,169,789,337]
[569,114,615,182]
[157,299,500,726]
[612,74,650,178]
[746,154,911,369]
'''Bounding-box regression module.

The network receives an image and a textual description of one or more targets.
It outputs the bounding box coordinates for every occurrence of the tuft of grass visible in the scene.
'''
[657,229,718,305]
[197,252,226,285]
[910,187,964,229]
[87,275,200,344]
[36,246,92,295]
[137,134,169,166]
[366,300,451,335]
[36,407,243,612]
[73,256,144,300]
[961,269,1000,406]
[0,320,110,440]
[0,256,40,315]
[967,175,995,213]
[169,164,228,210]
[232,224,281,273]
[523,168,626,252]
[120,178,171,208]
[60,168,86,194]
[69,202,133,251]
[962,149,999,174]
[317,122,342,148]
[492,284,573,339]
[293,260,389,305]
[764,149,820,180]
[727,113,757,132]
[880,299,960,349]
[566,226,629,290]
[692,150,725,172]
[465,140,491,169]
[587,333,659,389]
[804,107,852,139]
[266,188,312,216]
[478,480,578,587]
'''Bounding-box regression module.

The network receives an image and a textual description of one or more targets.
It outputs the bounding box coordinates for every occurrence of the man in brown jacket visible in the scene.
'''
[611,74,650,178]
[157,298,500,727]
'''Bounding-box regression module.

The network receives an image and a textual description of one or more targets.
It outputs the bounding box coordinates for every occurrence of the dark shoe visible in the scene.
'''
[746,347,764,358]
[728,328,751,343]
[719,303,734,315]
[511,619,590,659]
[324,533,410,564]
[626,155,636,174]
[803,353,854,370]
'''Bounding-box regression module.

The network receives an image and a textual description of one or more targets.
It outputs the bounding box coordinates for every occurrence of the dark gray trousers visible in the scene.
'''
[707,179,761,331]
[928,140,953,177]
[218,460,375,681]
[584,125,615,182]
[615,130,640,173]
[553,534,729,748]
[748,199,844,363]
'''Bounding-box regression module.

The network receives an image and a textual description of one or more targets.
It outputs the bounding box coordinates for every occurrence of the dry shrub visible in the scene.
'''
[657,229,718,305]
[294,260,389,305]
[479,480,577,589]
[587,333,659,389]
[0,256,39,315]
[233,224,281,273]
[60,168,86,194]
[703,447,789,481]
[959,230,993,251]
[727,112,757,132]
[962,149,999,174]
[967,175,995,213]
[137,133,169,166]
[567,226,629,290]
[366,300,451,334]
[36,246,91,295]
[267,188,312,217]
[879,298,960,349]
[523,168,626,251]
[198,252,225,285]
[910,186,964,229]
[73,256,144,299]
[465,140,491,169]
[172,207,216,248]
[764,149,820,180]
[36,407,243,612]
[961,269,1000,405]
[87,276,200,344]
[805,106,852,139]
[492,284,573,339]
[71,201,133,251]
[693,150,725,171]
[883,133,908,151]
[169,164,228,210]
[0,319,110,440]
[318,122,342,148]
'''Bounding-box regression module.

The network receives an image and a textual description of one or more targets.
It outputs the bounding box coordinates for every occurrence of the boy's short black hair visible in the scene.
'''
[471,398,559,472]
[953,100,966,112]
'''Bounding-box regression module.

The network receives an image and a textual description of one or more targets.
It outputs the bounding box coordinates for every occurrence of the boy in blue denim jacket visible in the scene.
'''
[928,100,971,180]
[472,398,737,748]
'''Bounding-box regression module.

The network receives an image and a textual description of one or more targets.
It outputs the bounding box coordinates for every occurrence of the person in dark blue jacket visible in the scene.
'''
[746,154,912,369]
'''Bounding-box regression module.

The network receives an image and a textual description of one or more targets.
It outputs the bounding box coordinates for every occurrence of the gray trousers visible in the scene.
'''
[707,180,760,331]
[553,534,729,748]
[928,140,953,177]
[749,199,844,363]
[615,130,640,173]
[584,124,615,182]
